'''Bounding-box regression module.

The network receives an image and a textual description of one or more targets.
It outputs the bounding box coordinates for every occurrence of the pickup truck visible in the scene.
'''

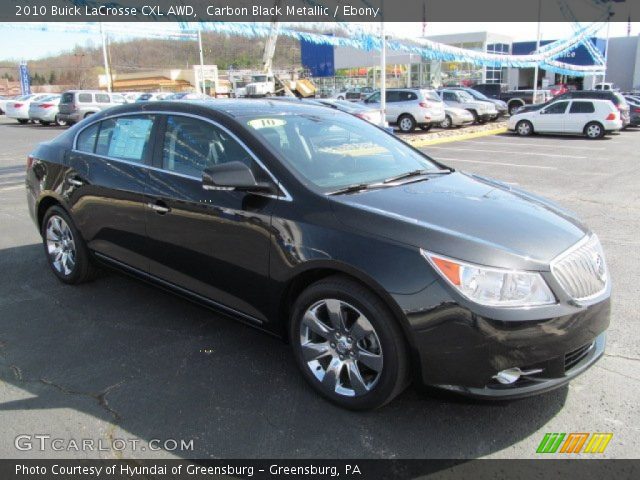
[473,83,550,116]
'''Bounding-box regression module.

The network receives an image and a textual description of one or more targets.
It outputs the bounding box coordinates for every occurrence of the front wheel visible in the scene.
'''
[420,124,433,132]
[397,114,416,133]
[585,122,604,139]
[516,120,534,136]
[42,206,98,284]
[290,276,409,410]
[440,115,453,129]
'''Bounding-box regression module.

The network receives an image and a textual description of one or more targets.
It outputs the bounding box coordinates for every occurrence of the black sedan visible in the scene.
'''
[26,100,610,409]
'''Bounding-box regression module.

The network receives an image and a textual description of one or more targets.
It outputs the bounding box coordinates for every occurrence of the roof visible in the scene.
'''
[178,98,339,117]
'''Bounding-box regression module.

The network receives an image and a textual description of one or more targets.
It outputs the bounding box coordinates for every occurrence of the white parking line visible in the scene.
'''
[0,185,24,192]
[427,146,586,159]
[462,140,605,150]
[434,157,557,170]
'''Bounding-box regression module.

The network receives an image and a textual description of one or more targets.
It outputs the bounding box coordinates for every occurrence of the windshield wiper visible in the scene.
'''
[382,168,452,184]
[327,182,385,195]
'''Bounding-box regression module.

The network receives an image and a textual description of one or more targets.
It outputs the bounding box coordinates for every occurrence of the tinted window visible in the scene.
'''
[569,101,595,114]
[76,123,99,153]
[544,101,569,114]
[366,92,380,103]
[95,94,110,104]
[386,91,401,103]
[111,94,126,104]
[443,92,457,102]
[398,91,417,101]
[162,115,252,177]
[95,115,155,162]
[78,93,93,103]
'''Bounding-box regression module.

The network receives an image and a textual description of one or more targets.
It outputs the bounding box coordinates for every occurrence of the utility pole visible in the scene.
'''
[532,0,542,104]
[197,27,205,94]
[100,23,111,92]
[380,21,386,127]
[602,8,612,84]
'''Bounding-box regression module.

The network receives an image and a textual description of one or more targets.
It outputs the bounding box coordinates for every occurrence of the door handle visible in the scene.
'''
[148,202,170,214]
[67,178,84,187]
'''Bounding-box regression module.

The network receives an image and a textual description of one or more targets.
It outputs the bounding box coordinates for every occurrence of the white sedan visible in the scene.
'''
[5,94,52,124]
[509,98,622,139]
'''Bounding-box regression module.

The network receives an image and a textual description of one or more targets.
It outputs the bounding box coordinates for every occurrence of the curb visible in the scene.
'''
[402,126,509,148]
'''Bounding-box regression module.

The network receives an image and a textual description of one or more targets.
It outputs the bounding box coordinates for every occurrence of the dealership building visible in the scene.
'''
[302,31,640,92]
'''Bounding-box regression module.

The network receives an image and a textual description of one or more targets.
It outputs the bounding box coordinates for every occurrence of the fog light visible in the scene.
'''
[493,367,543,385]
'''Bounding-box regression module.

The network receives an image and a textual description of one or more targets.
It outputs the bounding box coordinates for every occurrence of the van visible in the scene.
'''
[57,90,127,125]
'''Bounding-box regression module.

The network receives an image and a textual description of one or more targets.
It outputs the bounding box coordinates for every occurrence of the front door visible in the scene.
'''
[535,100,569,133]
[144,114,276,323]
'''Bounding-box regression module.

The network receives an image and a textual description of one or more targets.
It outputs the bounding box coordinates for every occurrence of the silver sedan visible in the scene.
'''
[440,106,475,129]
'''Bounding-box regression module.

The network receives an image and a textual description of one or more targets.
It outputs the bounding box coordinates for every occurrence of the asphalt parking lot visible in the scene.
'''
[0,116,638,460]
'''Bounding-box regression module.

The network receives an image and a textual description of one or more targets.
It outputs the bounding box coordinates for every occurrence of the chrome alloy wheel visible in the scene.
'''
[299,299,383,397]
[45,215,76,276]
[399,117,413,132]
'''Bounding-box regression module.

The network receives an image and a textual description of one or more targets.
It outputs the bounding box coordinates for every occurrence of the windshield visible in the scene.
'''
[468,89,488,100]
[252,75,268,82]
[457,91,474,102]
[245,113,442,191]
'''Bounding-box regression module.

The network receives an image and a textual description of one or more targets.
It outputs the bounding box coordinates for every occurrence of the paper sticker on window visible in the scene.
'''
[248,118,286,129]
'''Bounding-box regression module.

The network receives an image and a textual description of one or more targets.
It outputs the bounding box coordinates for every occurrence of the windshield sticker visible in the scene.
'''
[248,118,287,129]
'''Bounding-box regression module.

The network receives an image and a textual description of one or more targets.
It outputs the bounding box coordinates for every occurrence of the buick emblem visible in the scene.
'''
[594,253,606,282]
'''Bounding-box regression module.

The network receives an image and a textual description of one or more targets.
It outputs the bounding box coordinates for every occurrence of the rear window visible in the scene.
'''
[613,93,626,107]
[95,94,110,104]
[61,92,74,104]
[78,93,93,103]
[422,91,442,102]
[95,115,155,162]
[569,101,595,114]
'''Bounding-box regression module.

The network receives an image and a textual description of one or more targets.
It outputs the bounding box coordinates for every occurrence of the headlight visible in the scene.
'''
[421,250,556,307]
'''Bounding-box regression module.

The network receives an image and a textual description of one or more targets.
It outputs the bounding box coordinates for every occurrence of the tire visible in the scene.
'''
[41,206,98,284]
[440,115,453,129]
[290,275,410,410]
[40,121,51,126]
[54,115,67,127]
[17,119,28,124]
[420,124,433,132]
[584,122,604,139]
[516,120,534,136]
[468,110,479,124]
[397,114,416,133]
[508,102,523,116]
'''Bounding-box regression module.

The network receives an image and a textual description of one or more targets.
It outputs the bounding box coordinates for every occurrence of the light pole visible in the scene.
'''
[532,0,542,104]
[100,23,111,92]
[380,21,386,127]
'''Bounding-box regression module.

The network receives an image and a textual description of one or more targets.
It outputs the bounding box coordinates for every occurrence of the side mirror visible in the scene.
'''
[202,161,275,194]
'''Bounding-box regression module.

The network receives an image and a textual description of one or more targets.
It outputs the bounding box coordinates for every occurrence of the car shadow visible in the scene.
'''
[0,243,567,459]
[496,132,615,141]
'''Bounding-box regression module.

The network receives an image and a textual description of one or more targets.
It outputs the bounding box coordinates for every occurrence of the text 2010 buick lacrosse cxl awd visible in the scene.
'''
[26,100,610,410]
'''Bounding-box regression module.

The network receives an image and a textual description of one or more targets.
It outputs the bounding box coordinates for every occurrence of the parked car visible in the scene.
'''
[5,93,53,124]
[473,83,550,116]
[624,96,640,126]
[26,100,610,409]
[263,96,387,126]
[334,87,374,101]
[136,92,172,102]
[440,106,475,128]
[28,94,63,126]
[0,95,12,114]
[446,87,508,119]
[509,98,622,139]
[438,89,498,123]
[121,92,145,103]
[57,90,127,125]
[165,92,210,101]
[517,90,631,128]
[363,88,446,132]
[594,82,617,91]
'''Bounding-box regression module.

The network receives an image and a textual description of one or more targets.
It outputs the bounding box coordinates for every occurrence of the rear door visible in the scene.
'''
[566,101,595,133]
[68,114,157,271]
[144,114,276,322]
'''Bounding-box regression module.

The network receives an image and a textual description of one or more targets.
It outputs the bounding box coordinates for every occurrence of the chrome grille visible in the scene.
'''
[551,235,607,300]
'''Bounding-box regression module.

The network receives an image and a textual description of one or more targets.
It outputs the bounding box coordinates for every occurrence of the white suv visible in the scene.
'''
[363,88,446,132]
[439,89,498,123]
[508,99,622,139]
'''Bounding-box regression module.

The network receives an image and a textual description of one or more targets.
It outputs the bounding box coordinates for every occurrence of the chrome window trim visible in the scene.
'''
[72,110,293,201]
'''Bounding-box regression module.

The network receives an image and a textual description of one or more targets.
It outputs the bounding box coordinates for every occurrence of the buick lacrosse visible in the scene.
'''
[26,100,610,409]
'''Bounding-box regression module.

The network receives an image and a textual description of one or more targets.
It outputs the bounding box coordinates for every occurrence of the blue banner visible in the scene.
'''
[19,63,30,95]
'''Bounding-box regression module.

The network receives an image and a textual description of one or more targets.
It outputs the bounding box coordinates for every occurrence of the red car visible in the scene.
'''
[548,84,570,97]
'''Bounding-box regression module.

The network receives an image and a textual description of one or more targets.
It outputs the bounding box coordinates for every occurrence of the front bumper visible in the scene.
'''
[403,292,610,399]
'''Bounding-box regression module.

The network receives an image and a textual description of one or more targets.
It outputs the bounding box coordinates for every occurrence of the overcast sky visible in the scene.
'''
[0,22,638,62]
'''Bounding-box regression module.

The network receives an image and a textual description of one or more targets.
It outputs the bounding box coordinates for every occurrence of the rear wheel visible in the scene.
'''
[290,276,409,410]
[397,114,416,133]
[584,122,604,139]
[516,120,534,136]
[41,206,98,284]
[54,115,67,127]
[440,115,453,129]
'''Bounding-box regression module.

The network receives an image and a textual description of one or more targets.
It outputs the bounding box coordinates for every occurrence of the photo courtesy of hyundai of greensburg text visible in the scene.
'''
[0,0,639,479]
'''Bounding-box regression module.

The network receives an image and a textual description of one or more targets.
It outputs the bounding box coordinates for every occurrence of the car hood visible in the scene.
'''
[329,172,587,270]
